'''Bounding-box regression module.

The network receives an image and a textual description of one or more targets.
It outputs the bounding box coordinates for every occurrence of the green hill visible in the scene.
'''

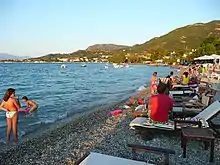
[31,20,220,62]
[86,44,129,51]
[131,20,220,52]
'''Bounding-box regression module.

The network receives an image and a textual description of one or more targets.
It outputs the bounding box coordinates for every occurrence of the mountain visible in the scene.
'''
[33,20,220,62]
[0,53,30,60]
[131,20,220,51]
[0,53,19,60]
[86,44,129,51]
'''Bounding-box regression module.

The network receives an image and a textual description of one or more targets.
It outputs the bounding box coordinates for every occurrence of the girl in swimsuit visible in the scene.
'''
[151,72,158,94]
[0,88,20,142]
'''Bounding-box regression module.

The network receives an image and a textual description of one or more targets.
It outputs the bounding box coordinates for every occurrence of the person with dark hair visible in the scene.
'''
[22,96,38,113]
[148,83,173,123]
[166,71,174,87]
[182,72,190,85]
[0,88,20,142]
[169,71,174,78]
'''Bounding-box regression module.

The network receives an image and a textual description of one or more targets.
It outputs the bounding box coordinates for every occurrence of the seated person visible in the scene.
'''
[148,83,173,123]
[182,72,190,85]
[22,96,38,113]
[189,76,198,85]
[159,77,171,95]
[168,71,174,84]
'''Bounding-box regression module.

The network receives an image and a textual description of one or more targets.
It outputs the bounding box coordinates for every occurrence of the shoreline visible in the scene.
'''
[0,88,150,164]
[1,85,219,165]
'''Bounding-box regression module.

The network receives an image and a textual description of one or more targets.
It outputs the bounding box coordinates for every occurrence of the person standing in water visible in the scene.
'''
[22,96,38,113]
[0,88,20,142]
[151,72,158,94]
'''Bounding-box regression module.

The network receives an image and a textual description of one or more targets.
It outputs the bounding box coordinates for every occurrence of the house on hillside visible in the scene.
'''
[58,58,69,62]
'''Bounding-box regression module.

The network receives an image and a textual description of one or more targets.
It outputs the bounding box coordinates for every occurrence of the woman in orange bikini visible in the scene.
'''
[0,88,20,142]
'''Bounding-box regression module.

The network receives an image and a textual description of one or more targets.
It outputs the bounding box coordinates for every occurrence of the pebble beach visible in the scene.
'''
[0,88,220,165]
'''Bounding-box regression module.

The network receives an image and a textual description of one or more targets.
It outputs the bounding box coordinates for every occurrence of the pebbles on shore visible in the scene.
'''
[0,88,219,165]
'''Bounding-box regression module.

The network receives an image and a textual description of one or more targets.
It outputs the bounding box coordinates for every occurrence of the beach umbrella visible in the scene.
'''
[194,55,214,60]
[211,54,220,59]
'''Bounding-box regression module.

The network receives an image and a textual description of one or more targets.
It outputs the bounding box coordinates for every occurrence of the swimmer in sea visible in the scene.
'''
[0,88,20,142]
[22,96,38,113]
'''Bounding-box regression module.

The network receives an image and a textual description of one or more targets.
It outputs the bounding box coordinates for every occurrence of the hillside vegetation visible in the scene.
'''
[86,44,129,51]
[30,20,220,63]
[131,20,220,52]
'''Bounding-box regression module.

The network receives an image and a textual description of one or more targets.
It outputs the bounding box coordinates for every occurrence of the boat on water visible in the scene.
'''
[113,63,129,68]
[81,64,87,67]
[113,63,122,68]
[60,64,67,69]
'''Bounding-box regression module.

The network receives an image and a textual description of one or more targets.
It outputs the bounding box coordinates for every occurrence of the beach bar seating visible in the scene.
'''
[170,84,198,98]
[181,127,215,162]
[172,93,213,118]
[74,144,175,165]
[173,92,211,107]
[129,101,220,131]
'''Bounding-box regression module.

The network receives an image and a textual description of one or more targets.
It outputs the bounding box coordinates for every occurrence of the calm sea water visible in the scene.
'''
[0,63,172,141]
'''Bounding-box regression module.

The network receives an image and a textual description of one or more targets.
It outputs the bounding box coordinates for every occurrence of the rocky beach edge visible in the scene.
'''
[0,87,219,165]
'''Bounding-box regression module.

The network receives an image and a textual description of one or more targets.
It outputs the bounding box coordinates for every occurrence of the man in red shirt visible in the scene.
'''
[148,83,173,122]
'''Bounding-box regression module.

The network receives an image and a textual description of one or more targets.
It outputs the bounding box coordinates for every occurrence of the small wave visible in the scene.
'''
[0,123,7,128]
[0,138,6,144]
[57,112,68,120]
[43,118,56,124]
[28,121,42,126]
[40,112,68,124]
[19,130,27,137]
[137,86,146,91]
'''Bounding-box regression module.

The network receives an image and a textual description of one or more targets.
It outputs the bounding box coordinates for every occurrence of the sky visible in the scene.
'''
[0,0,220,57]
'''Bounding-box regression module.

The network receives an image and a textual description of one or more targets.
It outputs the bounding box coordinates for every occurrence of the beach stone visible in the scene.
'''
[0,87,220,164]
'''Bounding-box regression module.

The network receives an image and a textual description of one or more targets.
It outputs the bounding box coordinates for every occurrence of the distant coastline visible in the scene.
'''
[0,61,172,67]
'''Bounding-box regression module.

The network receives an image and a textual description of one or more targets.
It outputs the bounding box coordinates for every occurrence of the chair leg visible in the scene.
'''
[181,132,183,148]
[132,149,137,160]
[164,154,169,165]
[210,140,214,162]
[183,137,187,158]
[204,141,209,150]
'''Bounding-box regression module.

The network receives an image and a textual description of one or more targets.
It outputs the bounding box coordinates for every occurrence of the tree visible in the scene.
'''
[109,54,126,63]
[215,42,220,54]
[204,43,216,55]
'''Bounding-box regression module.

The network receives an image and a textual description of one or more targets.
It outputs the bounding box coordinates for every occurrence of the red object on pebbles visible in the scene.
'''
[138,100,144,105]
[109,109,122,116]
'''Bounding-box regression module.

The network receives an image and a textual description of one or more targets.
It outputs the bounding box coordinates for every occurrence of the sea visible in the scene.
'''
[0,63,173,141]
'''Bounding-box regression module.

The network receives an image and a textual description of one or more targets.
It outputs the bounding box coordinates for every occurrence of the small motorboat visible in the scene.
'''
[113,63,121,68]
[81,64,87,67]
[60,64,66,69]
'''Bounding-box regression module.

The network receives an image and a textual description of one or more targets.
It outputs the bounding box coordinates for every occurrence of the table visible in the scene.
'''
[181,128,215,162]
[79,152,153,165]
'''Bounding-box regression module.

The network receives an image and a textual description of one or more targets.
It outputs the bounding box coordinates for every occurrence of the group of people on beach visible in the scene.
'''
[0,88,38,142]
[150,71,175,95]
[148,66,203,123]
[148,71,174,123]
